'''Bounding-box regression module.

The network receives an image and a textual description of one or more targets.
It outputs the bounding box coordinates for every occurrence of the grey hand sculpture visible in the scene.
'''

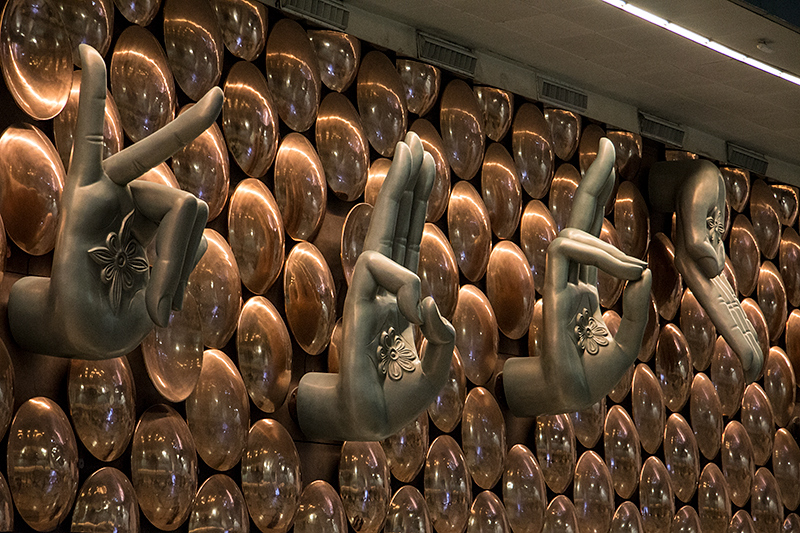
[503,138,652,416]
[7,44,223,359]
[648,159,763,381]
[296,132,456,441]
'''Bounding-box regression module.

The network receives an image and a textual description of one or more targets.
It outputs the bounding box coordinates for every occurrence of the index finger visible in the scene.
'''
[363,140,413,257]
[70,44,108,187]
[568,137,615,235]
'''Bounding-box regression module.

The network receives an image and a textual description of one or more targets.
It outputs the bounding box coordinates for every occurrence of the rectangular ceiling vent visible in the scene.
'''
[537,77,588,112]
[727,143,769,175]
[638,111,685,147]
[417,32,477,77]
[279,0,348,30]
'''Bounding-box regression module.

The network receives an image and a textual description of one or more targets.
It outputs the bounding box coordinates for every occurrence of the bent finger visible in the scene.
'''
[363,141,412,257]
[405,152,436,273]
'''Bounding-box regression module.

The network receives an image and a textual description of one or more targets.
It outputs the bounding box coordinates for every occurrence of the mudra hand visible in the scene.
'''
[295,132,456,441]
[502,138,653,416]
[649,159,763,381]
[8,45,223,359]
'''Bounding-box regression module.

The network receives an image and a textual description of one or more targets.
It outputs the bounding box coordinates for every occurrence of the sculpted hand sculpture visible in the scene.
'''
[649,159,763,381]
[296,132,456,441]
[503,138,653,416]
[8,45,223,359]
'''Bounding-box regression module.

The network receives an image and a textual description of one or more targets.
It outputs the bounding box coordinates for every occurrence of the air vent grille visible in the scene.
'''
[727,143,769,175]
[280,0,348,30]
[537,77,588,112]
[417,32,477,77]
[638,112,685,147]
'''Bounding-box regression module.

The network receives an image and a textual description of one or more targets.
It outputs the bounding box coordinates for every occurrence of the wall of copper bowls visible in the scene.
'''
[0,2,796,532]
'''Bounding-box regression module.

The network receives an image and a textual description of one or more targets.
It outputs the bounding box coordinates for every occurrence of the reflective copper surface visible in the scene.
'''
[141,292,204,402]
[521,200,558,293]
[274,133,327,241]
[474,86,513,142]
[186,229,243,349]
[163,0,223,101]
[614,181,650,260]
[578,124,605,176]
[418,223,459,319]
[453,285,498,386]
[71,468,138,533]
[425,436,471,533]
[549,163,581,233]
[53,70,123,170]
[544,107,581,161]
[68,357,136,462]
[757,261,787,341]
[316,92,370,201]
[265,18,320,132]
[137,161,178,188]
[0,123,64,255]
[639,457,674,533]
[654,324,693,412]
[779,227,800,307]
[427,347,466,433]
[110,25,176,142]
[309,30,361,93]
[411,118,451,222]
[632,364,665,455]
[740,383,775,466]
[606,130,643,182]
[710,335,746,417]
[574,451,614,533]
[751,468,782,533]
[673,506,701,533]
[486,240,534,339]
[772,429,800,511]
[663,414,699,503]
[381,410,428,483]
[339,441,391,533]
[0,0,72,120]
[690,373,723,460]
[211,0,266,60]
[482,143,521,239]
[440,79,485,180]
[462,387,506,489]
[56,0,114,64]
[0,341,12,442]
[131,404,197,530]
[358,51,407,156]
[284,241,336,355]
[598,220,624,308]
[396,59,440,117]
[189,475,248,533]
[742,298,770,368]
[385,486,431,533]
[604,405,641,499]
[763,347,795,427]
[113,0,161,24]
[222,60,280,177]
[467,491,509,533]
[786,310,800,381]
[772,184,798,225]
[721,167,750,212]
[721,420,755,508]
[172,103,229,220]
[341,203,372,286]
[570,398,605,448]
[610,502,643,533]
[448,181,492,282]
[639,293,660,362]
[503,444,546,533]
[729,510,755,533]
[513,103,554,198]
[698,463,731,533]
[665,151,699,161]
[295,480,347,533]
[365,158,392,207]
[543,495,578,533]
[535,414,576,494]
[228,178,285,294]
[7,398,78,532]
[241,419,302,533]
[528,299,544,357]
[680,289,715,371]
[730,214,761,296]
[749,179,781,260]
[648,233,682,320]
[186,349,249,471]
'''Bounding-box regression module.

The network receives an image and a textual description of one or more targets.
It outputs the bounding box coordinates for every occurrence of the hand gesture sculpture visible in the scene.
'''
[296,132,456,441]
[502,138,653,416]
[8,45,223,359]
[649,159,763,381]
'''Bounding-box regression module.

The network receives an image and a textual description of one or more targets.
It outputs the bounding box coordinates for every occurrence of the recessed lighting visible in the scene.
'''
[600,0,800,87]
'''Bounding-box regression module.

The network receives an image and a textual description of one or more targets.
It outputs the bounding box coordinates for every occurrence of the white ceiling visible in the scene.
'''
[341,0,800,184]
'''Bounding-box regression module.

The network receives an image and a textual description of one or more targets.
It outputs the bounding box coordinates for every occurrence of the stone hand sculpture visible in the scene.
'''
[8,44,223,359]
[503,138,653,416]
[296,132,456,441]
[649,159,763,381]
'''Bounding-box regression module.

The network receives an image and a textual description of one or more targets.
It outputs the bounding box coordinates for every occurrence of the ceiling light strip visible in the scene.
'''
[600,0,800,87]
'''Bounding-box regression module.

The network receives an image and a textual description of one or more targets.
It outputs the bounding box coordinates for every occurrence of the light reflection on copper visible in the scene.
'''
[210,0,266,60]
[606,130,642,181]
[481,143,521,239]
[648,232,682,321]
[440,79,485,180]
[453,285,498,386]
[113,0,161,25]
[57,0,114,65]
[749,179,781,260]
[549,163,581,233]
[757,261,787,342]
[274,133,327,241]
[771,183,798,226]
[614,181,650,260]
[578,124,605,176]
[341,203,372,286]
[521,200,558,293]
[598,220,624,308]
[448,181,491,282]
[316,92,370,201]
[365,158,392,207]
[486,241,534,339]
[544,107,581,161]
[730,214,760,297]
[721,166,750,212]
[358,51,407,157]
[397,59,440,117]
[474,86,513,142]
[411,118,451,222]
[513,103,554,198]
[309,30,360,93]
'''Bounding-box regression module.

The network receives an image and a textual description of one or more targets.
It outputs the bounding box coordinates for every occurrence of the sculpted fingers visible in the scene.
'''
[568,137,615,234]
[70,44,108,183]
